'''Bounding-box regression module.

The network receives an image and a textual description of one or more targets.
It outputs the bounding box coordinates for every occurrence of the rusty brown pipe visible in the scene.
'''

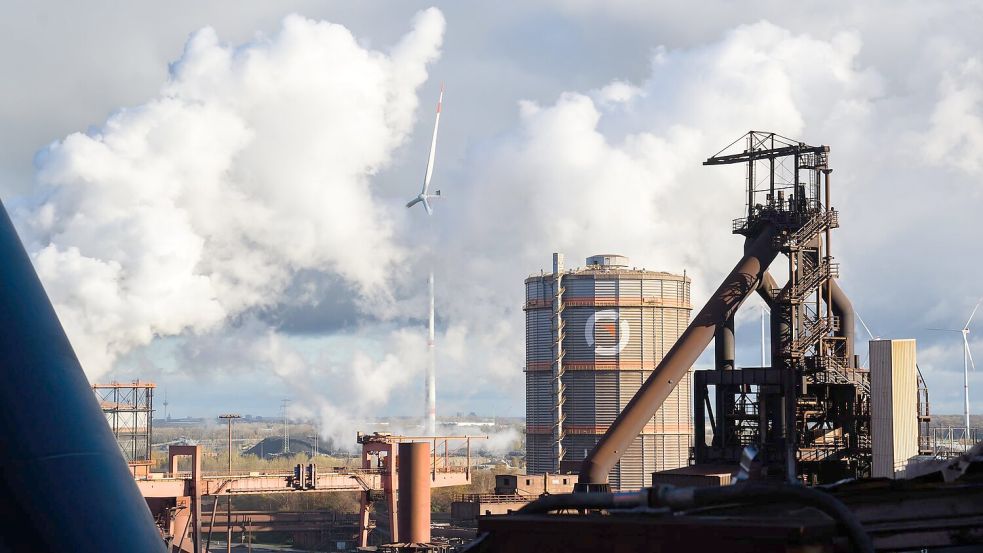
[714,317,735,371]
[757,270,778,307]
[802,237,856,363]
[397,442,431,544]
[824,279,855,362]
[578,225,780,489]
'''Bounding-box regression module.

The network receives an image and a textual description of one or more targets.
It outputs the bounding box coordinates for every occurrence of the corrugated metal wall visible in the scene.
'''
[525,267,693,487]
[870,339,918,478]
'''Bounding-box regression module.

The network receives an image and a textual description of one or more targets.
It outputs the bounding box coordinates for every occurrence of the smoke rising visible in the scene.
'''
[19,9,445,378]
[13,5,983,426]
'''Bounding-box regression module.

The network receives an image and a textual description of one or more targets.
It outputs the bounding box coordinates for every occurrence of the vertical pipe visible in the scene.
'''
[760,307,767,367]
[713,317,735,448]
[226,417,233,553]
[966,342,971,438]
[190,446,203,553]
[358,493,371,547]
[552,253,566,471]
[387,445,398,544]
[693,373,706,463]
[770,134,775,195]
[784,371,797,482]
[714,318,736,371]
[824,170,833,356]
[397,442,431,544]
[148,387,154,461]
[226,496,232,553]
[748,135,755,220]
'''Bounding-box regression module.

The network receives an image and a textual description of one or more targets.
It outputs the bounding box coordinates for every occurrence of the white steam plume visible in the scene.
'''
[19,9,445,379]
[433,22,881,403]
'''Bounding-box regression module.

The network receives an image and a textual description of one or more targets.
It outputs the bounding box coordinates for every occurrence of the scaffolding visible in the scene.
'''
[93,381,155,462]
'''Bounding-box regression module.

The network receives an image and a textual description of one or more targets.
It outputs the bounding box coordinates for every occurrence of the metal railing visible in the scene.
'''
[929,427,983,458]
[455,494,529,504]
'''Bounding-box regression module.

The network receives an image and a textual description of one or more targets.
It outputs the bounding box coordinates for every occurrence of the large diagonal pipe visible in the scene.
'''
[0,201,166,551]
[578,225,780,489]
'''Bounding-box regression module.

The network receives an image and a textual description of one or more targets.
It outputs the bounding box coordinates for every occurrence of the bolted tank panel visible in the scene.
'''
[525,255,693,487]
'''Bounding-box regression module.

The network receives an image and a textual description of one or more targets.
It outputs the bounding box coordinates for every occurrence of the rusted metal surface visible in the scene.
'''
[826,279,856,362]
[0,200,165,552]
[168,445,202,552]
[578,225,779,488]
[398,442,432,544]
[528,257,695,486]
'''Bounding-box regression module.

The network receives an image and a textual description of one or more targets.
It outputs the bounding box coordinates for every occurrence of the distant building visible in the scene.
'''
[525,254,693,490]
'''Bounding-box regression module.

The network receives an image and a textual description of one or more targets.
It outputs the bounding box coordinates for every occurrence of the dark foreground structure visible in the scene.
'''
[467,132,983,552]
[0,201,166,551]
[469,444,983,552]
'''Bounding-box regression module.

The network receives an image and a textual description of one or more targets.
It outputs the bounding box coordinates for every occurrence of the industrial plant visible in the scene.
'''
[0,127,981,552]
[468,132,983,552]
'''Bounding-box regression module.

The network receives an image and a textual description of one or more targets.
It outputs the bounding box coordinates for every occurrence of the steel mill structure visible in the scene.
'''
[691,131,871,483]
[469,131,983,553]
[557,131,889,492]
[525,253,693,489]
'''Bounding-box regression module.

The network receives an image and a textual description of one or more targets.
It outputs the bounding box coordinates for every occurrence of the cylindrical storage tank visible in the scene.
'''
[525,254,693,490]
[397,442,431,544]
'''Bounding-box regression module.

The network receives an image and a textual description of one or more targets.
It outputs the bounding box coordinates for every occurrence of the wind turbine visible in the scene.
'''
[930,299,981,440]
[407,85,444,437]
[406,84,444,215]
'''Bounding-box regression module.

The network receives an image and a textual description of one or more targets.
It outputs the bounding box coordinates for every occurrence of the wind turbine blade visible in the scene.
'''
[965,300,982,330]
[421,85,443,196]
[966,333,977,371]
[406,197,422,209]
[928,328,963,332]
[423,197,433,215]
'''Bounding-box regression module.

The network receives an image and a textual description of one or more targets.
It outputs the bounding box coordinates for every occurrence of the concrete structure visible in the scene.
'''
[525,254,693,489]
[870,339,919,478]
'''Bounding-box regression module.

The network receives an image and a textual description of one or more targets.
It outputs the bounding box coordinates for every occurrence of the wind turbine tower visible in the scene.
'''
[407,84,444,436]
[931,300,981,438]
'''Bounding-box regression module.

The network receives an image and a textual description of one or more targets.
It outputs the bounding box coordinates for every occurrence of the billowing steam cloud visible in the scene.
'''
[15,8,981,433]
[19,9,445,377]
[433,22,881,400]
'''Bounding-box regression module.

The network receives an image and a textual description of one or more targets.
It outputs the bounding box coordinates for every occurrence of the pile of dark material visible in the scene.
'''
[244,437,316,459]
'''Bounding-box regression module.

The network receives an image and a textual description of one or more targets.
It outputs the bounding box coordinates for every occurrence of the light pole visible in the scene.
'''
[219,414,241,553]
[308,432,319,458]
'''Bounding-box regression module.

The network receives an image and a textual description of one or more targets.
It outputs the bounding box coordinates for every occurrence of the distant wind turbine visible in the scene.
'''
[407,84,444,437]
[929,299,981,438]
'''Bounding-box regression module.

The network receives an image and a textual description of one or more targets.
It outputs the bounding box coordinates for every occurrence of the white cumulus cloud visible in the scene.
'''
[18,9,445,378]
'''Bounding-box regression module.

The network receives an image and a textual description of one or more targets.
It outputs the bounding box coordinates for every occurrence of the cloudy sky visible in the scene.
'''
[2,1,983,444]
